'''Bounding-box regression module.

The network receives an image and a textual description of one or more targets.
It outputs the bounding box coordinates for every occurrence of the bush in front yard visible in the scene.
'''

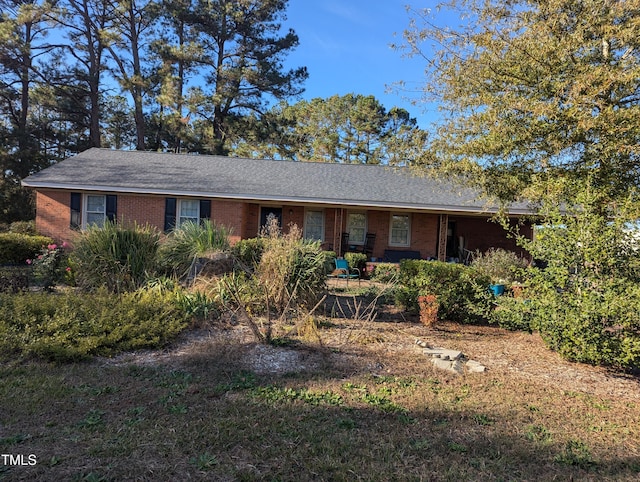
[0,233,53,265]
[0,289,189,362]
[230,237,266,271]
[398,260,492,323]
[159,220,231,278]
[71,222,160,293]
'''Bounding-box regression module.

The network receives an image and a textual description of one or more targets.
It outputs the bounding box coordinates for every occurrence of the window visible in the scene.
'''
[304,210,324,241]
[164,198,211,231]
[390,214,410,246]
[72,193,117,229]
[179,199,200,226]
[347,212,366,244]
[85,195,106,227]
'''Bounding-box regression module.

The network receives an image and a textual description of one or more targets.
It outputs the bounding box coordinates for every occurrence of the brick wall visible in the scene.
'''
[35,190,73,243]
[33,188,530,257]
[454,216,531,257]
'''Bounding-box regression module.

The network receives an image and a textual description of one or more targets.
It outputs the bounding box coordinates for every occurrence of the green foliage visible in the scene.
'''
[174,290,219,322]
[404,0,640,204]
[257,223,327,314]
[370,263,400,283]
[344,252,366,275]
[521,188,640,370]
[230,237,266,271]
[471,248,528,285]
[8,221,35,235]
[159,220,231,278]
[28,242,70,291]
[0,289,188,362]
[525,271,640,370]
[0,233,53,265]
[490,294,534,332]
[240,94,429,165]
[398,260,492,323]
[71,222,161,293]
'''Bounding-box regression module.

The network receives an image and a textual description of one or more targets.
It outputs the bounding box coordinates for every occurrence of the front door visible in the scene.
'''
[260,207,282,234]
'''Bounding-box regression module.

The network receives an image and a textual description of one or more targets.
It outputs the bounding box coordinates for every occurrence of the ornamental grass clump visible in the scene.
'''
[159,220,231,279]
[257,218,326,315]
[71,221,160,293]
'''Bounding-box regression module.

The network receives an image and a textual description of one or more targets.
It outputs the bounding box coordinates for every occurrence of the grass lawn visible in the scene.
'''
[1,291,639,481]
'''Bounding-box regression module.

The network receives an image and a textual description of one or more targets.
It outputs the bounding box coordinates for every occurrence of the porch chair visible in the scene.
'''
[329,258,361,287]
[340,232,350,256]
[361,232,376,259]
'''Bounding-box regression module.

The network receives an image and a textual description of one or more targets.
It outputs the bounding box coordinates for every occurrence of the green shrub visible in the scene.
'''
[71,222,160,293]
[511,187,640,371]
[322,250,337,275]
[29,242,70,291]
[471,248,529,285]
[160,220,231,278]
[398,260,492,323]
[9,221,36,235]
[490,294,534,331]
[230,237,266,271]
[345,252,367,276]
[370,263,400,283]
[258,224,326,313]
[525,269,640,370]
[0,289,189,362]
[0,233,53,265]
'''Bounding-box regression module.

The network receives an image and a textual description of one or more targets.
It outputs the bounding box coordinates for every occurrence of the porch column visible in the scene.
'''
[437,214,448,261]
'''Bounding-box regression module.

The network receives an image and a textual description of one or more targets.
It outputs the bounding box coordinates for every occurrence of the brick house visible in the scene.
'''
[22,148,533,261]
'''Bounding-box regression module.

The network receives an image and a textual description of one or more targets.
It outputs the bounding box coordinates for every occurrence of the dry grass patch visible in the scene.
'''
[1,290,639,481]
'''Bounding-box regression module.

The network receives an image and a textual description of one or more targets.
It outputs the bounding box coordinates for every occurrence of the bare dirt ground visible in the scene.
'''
[102,291,640,403]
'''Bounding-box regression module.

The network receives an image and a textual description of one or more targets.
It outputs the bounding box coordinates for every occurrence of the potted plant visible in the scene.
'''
[471,248,528,297]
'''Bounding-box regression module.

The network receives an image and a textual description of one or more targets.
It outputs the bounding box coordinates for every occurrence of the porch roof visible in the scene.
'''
[22,148,533,215]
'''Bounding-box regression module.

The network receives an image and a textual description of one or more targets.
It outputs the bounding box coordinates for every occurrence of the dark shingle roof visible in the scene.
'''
[22,148,531,214]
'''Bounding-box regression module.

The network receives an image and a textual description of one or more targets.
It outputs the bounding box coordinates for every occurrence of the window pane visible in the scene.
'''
[179,200,199,226]
[85,195,106,228]
[390,215,410,246]
[304,210,323,240]
[86,212,105,227]
[180,200,199,218]
[347,213,366,244]
[86,195,105,213]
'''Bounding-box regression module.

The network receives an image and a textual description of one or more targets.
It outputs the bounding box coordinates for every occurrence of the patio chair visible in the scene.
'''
[340,232,350,256]
[361,232,376,258]
[329,258,361,286]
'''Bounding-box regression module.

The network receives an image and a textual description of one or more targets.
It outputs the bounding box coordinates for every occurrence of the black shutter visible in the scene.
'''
[164,198,177,232]
[199,199,211,222]
[70,192,81,229]
[106,195,117,222]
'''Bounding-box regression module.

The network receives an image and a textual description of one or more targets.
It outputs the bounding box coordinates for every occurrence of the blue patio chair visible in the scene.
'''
[329,258,361,286]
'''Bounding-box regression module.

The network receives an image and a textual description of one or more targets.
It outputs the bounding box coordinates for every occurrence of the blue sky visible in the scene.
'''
[282,1,440,129]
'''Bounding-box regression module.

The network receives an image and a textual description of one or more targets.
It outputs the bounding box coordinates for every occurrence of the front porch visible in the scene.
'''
[242,203,531,263]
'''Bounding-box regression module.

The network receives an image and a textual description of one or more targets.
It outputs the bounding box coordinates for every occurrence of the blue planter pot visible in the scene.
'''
[489,284,506,296]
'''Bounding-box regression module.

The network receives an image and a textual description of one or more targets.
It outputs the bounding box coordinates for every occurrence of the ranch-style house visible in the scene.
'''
[21,148,533,262]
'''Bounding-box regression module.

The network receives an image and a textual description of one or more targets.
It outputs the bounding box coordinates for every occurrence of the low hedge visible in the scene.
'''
[397,259,492,324]
[0,289,189,362]
[0,233,53,265]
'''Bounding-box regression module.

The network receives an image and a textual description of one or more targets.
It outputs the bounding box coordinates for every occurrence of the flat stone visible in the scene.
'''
[431,357,465,374]
[465,360,486,373]
[423,347,463,361]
